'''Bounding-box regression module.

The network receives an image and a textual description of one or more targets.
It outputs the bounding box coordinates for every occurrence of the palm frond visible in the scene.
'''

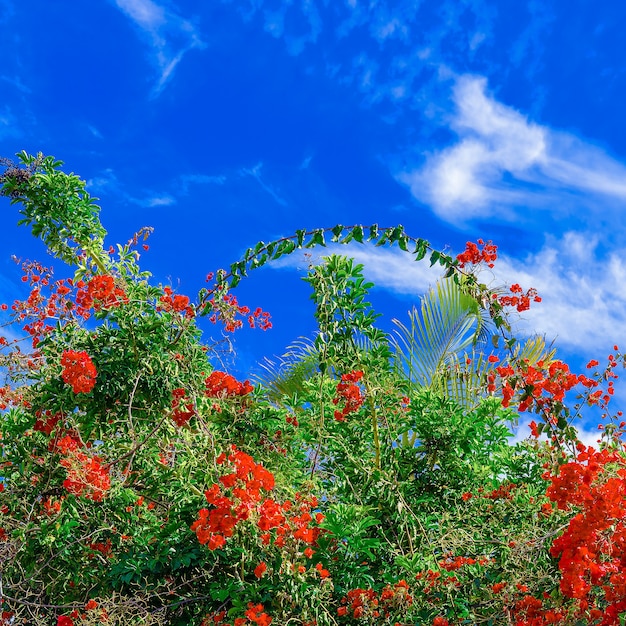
[253,337,320,405]
[514,335,557,365]
[391,278,494,388]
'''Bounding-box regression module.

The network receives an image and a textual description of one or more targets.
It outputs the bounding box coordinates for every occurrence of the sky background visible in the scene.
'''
[2,0,626,438]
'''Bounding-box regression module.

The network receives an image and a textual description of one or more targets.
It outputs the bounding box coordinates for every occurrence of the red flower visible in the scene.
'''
[60,450,111,501]
[159,286,194,318]
[333,371,365,421]
[170,388,195,426]
[60,350,97,394]
[205,371,253,398]
[245,603,272,626]
[85,275,127,310]
[456,239,497,268]
[254,561,267,578]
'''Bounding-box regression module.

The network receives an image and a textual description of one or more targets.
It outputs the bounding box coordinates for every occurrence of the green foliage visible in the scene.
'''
[0,153,608,625]
[1,151,108,272]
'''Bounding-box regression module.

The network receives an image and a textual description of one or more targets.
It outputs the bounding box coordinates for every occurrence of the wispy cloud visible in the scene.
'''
[87,124,103,139]
[179,173,227,194]
[0,106,20,140]
[0,75,31,94]
[143,195,175,207]
[241,163,288,207]
[263,0,322,56]
[510,416,604,449]
[87,169,175,209]
[113,0,206,97]
[398,75,626,222]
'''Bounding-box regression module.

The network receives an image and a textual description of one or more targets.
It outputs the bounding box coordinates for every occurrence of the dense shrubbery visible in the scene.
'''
[1,152,626,625]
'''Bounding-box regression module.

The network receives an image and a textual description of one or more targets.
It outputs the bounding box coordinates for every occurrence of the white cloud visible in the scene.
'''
[271,241,446,296]
[87,124,103,139]
[485,233,626,357]
[113,0,206,97]
[143,195,175,207]
[398,75,626,222]
[510,415,604,450]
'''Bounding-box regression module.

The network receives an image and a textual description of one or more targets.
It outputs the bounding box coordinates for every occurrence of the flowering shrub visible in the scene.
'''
[1,153,626,625]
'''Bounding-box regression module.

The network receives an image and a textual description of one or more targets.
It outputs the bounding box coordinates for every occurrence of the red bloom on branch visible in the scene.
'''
[456,239,497,268]
[81,274,127,311]
[245,603,272,626]
[498,284,542,312]
[60,449,111,501]
[159,286,195,318]
[170,388,195,426]
[333,370,365,421]
[60,350,97,394]
[205,371,253,398]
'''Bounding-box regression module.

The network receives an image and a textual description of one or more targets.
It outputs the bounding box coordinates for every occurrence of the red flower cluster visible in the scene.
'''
[191,447,323,557]
[207,291,272,332]
[57,601,109,626]
[487,359,598,414]
[60,350,97,394]
[204,603,272,626]
[205,371,253,398]
[57,435,111,501]
[159,286,195,318]
[438,554,492,571]
[333,370,365,421]
[33,409,62,435]
[191,446,276,550]
[484,482,520,501]
[76,274,127,312]
[544,444,626,616]
[337,580,413,620]
[245,603,273,626]
[456,239,498,268]
[510,594,568,625]
[170,387,195,426]
[497,283,542,312]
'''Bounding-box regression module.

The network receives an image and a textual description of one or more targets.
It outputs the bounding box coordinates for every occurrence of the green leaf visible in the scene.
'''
[331,225,344,241]
[351,225,364,243]
[306,229,326,248]
[429,250,441,267]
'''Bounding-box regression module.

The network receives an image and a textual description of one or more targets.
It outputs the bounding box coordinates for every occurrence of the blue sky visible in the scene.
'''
[2,0,626,436]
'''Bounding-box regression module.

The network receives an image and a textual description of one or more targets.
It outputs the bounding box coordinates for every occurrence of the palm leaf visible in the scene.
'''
[391,277,493,389]
[253,337,319,405]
